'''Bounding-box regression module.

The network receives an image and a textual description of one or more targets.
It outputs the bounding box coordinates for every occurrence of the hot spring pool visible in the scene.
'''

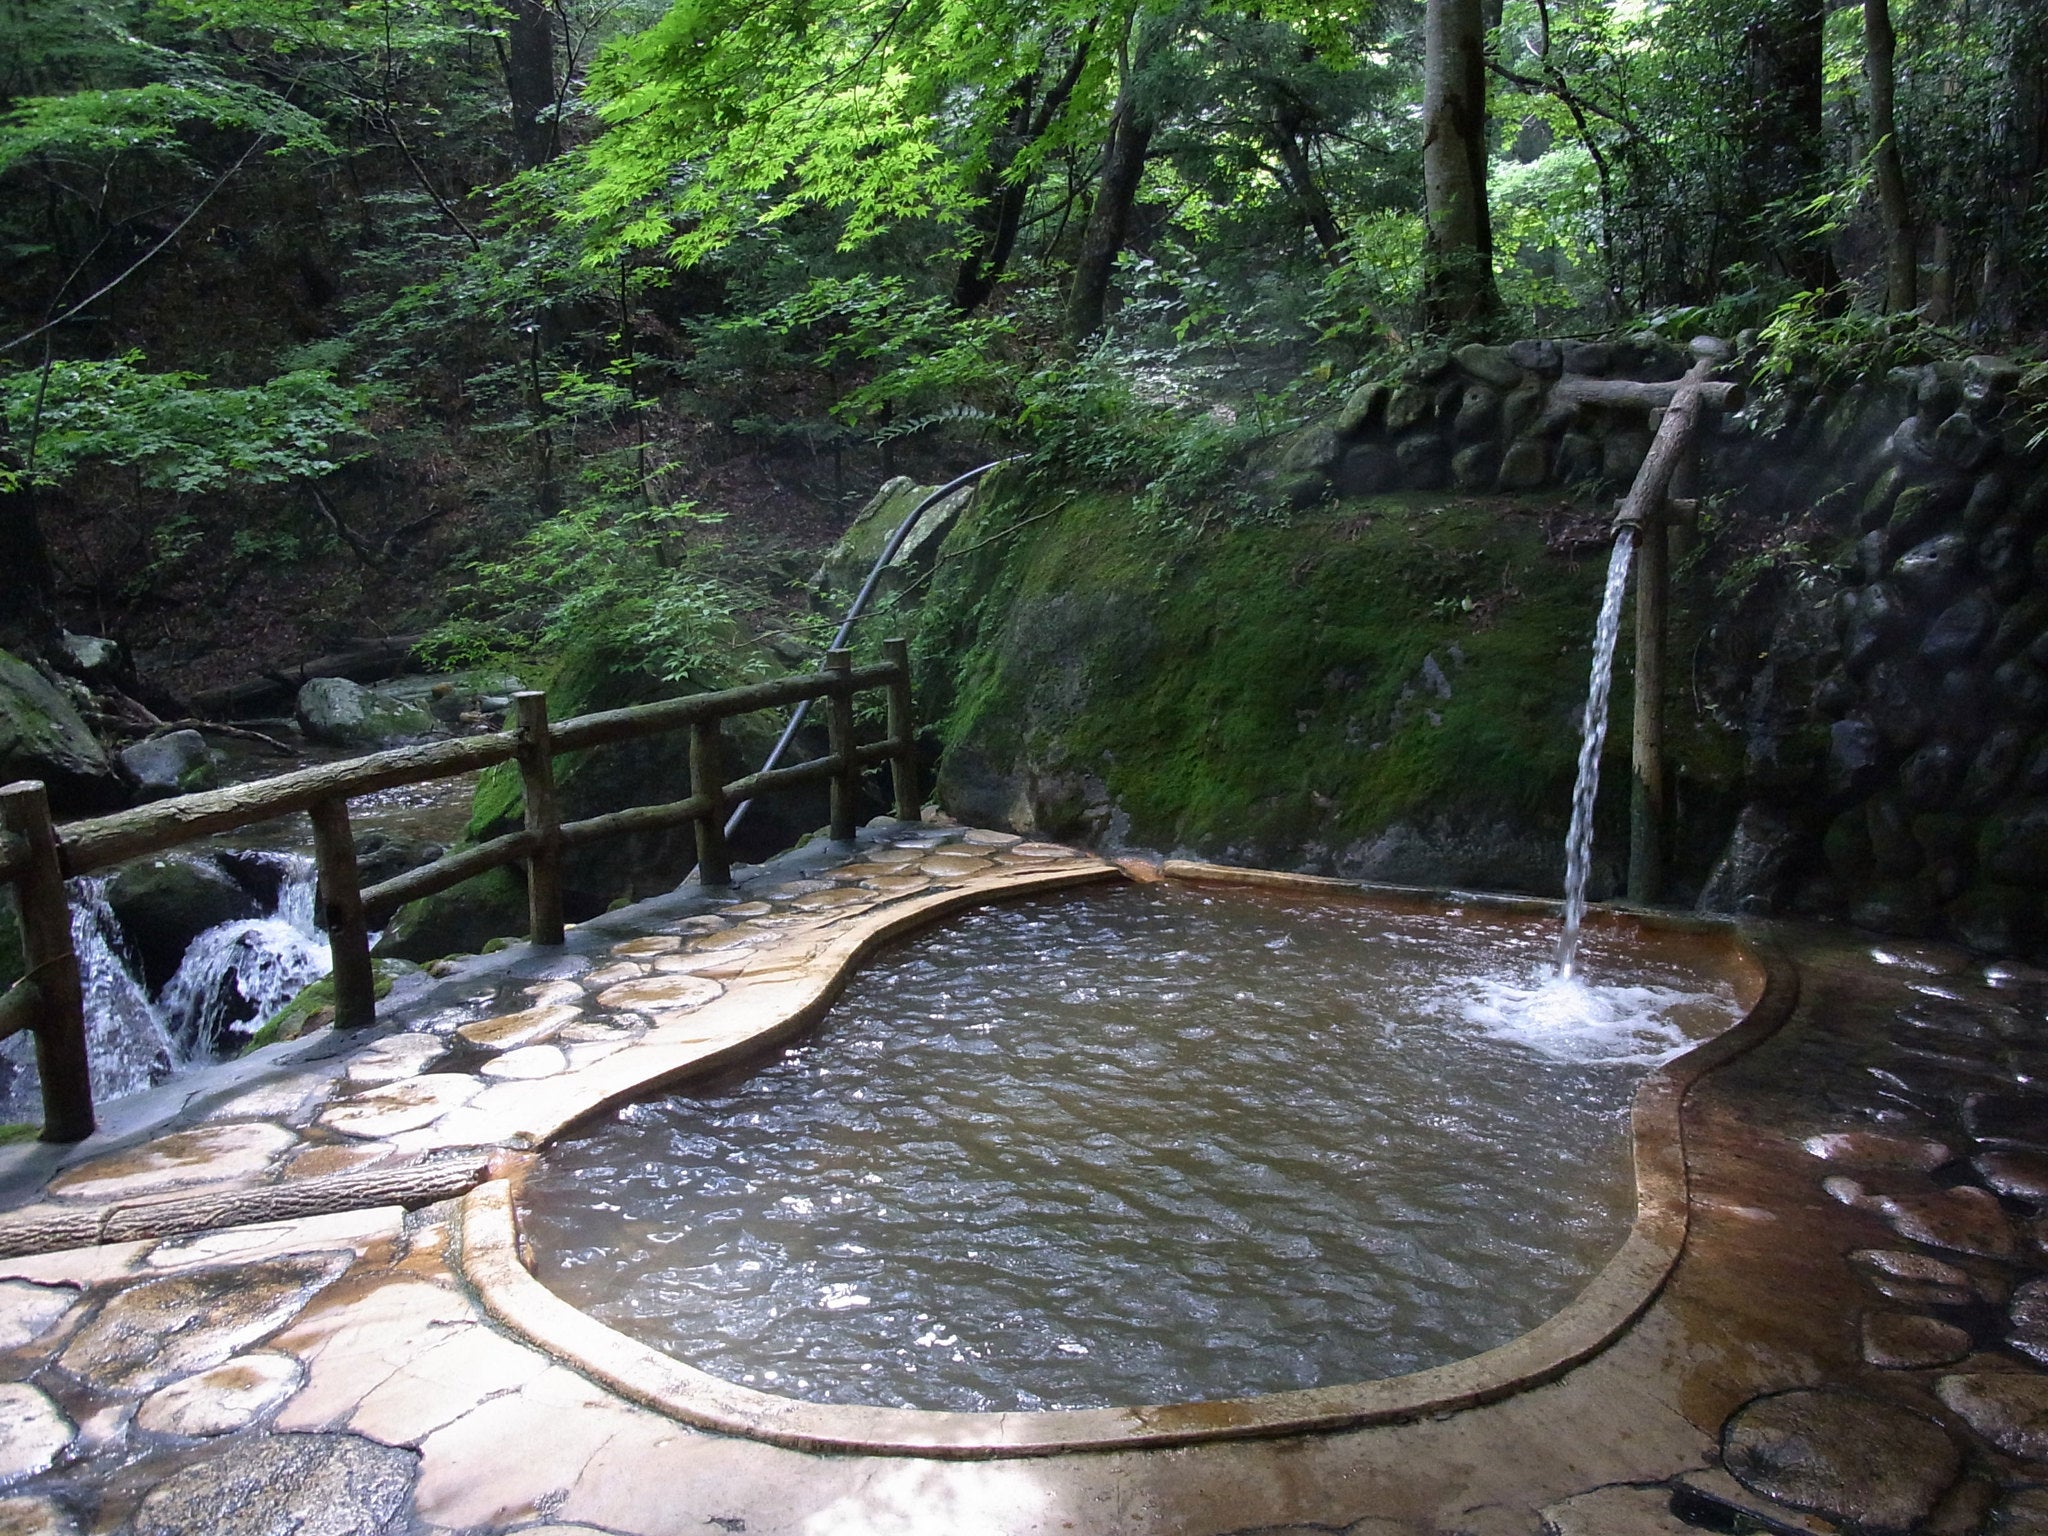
[519,882,1744,1413]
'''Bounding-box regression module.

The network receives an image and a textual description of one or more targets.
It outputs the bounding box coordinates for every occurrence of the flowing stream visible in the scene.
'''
[1556,526,1637,979]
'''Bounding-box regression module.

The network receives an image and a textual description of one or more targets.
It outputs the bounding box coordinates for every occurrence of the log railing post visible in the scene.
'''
[882,637,919,822]
[824,649,858,845]
[690,717,731,887]
[309,797,376,1030]
[0,782,92,1142]
[514,691,565,945]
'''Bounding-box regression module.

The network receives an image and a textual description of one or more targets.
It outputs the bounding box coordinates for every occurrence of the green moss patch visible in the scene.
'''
[916,482,1740,869]
[243,959,415,1053]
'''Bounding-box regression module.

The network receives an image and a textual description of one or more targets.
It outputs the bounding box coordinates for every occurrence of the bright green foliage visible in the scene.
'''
[426,498,765,686]
[0,79,331,171]
[576,0,1121,260]
[0,356,371,492]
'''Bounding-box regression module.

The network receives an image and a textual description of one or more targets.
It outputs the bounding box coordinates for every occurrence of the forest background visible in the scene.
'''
[0,0,2043,703]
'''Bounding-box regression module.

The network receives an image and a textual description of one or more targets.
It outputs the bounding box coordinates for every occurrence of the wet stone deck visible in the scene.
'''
[0,822,2040,1533]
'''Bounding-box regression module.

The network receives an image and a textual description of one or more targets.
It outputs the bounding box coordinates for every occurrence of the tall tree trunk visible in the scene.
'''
[1980,0,2047,331]
[1739,0,1832,289]
[953,96,1035,314]
[1065,20,1164,346]
[1864,0,1915,311]
[1271,111,1344,265]
[1064,105,1155,345]
[956,32,1095,315]
[1421,0,1499,332]
[504,0,558,167]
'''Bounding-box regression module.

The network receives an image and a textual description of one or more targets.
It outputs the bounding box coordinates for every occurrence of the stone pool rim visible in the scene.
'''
[458,858,1801,1459]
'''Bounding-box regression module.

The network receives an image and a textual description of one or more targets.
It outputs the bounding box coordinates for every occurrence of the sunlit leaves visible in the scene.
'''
[0,355,372,493]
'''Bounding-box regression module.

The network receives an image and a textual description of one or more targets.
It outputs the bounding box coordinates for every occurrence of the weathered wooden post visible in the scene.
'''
[514,691,565,945]
[824,648,858,844]
[1621,339,1736,905]
[690,717,732,887]
[882,637,919,821]
[0,782,92,1141]
[1628,493,1669,905]
[309,796,376,1029]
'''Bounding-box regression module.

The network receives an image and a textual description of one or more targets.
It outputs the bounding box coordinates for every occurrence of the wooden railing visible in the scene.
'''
[0,641,922,1143]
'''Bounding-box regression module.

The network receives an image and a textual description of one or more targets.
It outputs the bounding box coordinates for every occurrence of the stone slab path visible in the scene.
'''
[0,823,2044,1532]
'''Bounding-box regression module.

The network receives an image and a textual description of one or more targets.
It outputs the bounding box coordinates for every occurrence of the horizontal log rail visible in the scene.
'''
[1,642,923,1143]
[0,979,38,1046]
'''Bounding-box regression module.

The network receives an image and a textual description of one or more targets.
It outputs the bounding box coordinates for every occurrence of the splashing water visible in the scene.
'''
[157,854,329,1058]
[0,853,331,1122]
[1556,526,1637,978]
[1438,967,1701,1066]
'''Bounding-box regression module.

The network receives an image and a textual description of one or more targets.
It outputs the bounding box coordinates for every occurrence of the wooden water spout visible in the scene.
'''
[1610,340,1742,904]
[1561,339,1743,969]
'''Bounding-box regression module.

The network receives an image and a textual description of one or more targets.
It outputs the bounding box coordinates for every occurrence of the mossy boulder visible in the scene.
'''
[105,853,264,993]
[459,634,832,922]
[295,678,435,749]
[810,475,977,612]
[372,865,527,964]
[912,480,1743,898]
[244,960,417,1051]
[0,648,121,813]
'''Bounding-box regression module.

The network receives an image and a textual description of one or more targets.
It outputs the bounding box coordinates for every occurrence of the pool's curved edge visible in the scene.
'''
[456,865,1802,1460]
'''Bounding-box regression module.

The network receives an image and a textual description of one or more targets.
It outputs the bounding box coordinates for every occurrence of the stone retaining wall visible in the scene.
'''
[1276,338,2048,958]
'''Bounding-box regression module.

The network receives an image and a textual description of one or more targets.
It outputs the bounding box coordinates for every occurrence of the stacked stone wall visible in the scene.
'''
[1281,340,2048,959]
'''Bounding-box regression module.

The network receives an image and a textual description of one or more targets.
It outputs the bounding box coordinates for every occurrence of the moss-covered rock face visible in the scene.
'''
[0,648,122,814]
[372,865,527,964]
[916,482,1742,899]
[809,475,977,611]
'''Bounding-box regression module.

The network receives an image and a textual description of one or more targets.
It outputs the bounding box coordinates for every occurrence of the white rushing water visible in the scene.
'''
[0,853,331,1123]
[157,856,329,1059]
[1556,526,1637,979]
[1439,967,1703,1066]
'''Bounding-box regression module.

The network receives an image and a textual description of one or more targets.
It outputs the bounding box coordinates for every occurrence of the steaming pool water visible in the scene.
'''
[521,882,1745,1413]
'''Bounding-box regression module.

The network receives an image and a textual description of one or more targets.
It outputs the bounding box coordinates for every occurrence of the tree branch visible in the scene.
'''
[0,135,269,354]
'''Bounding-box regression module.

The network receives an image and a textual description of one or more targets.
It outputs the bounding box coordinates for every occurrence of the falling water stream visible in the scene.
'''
[1,854,331,1123]
[1555,526,1638,979]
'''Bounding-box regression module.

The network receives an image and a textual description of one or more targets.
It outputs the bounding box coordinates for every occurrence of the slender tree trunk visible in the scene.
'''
[1065,20,1163,346]
[955,32,1094,315]
[1271,113,1344,264]
[504,0,558,167]
[1981,0,2047,330]
[1928,222,1955,322]
[1864,0,1916,311]
[955,82,1041,314]
[1739,0,1832,289]
[1064,106,1154,344]
[1421,0,1500,331]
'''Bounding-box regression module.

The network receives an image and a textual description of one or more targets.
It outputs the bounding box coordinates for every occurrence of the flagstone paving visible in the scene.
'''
[2,823,2048,1530]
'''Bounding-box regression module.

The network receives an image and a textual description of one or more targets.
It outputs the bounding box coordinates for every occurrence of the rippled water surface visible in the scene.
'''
[523,884,1742,1411]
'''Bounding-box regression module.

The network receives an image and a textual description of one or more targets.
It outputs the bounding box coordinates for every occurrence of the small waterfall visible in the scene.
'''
[0,853,331,1123]
[1556,526,1637,979]
[157,854,330,1058]
[0,878,184,1123]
